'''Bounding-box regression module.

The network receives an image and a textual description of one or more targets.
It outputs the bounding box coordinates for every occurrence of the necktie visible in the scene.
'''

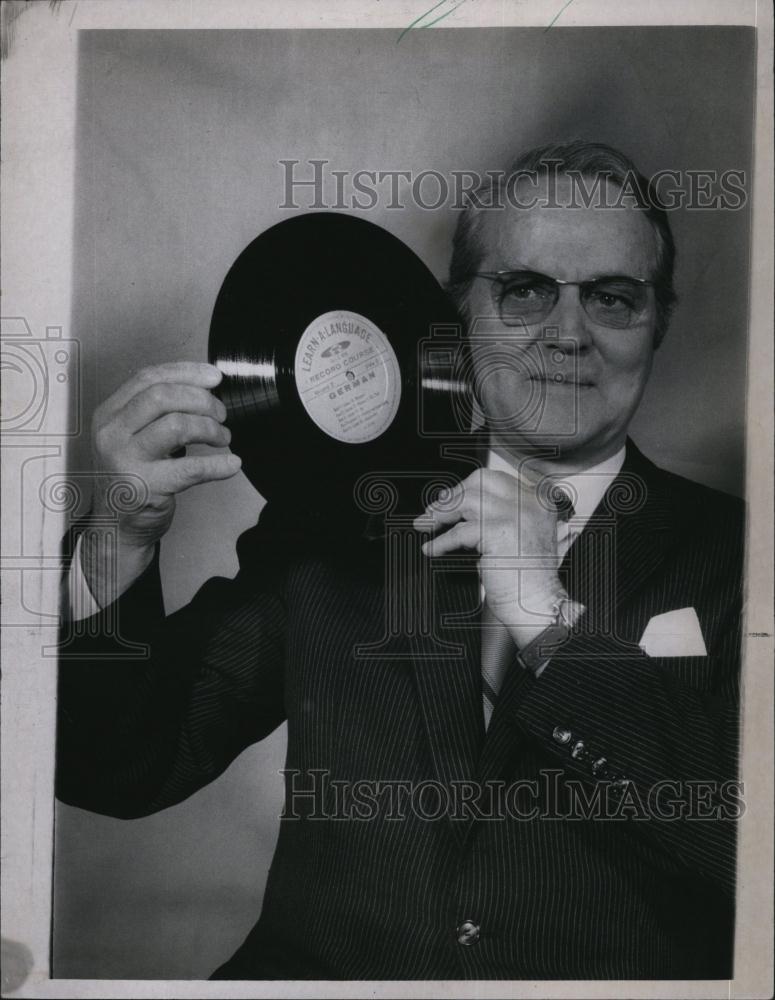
[481,488,575,729]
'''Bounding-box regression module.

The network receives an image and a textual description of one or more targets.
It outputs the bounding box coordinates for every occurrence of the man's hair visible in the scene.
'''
[447,139,677,347]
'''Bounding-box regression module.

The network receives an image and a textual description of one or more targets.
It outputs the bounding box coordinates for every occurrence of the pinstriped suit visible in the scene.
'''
[56,439,743,979]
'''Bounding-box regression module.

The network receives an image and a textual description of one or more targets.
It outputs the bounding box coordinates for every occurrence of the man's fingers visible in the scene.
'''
[136,413,231,458]
[422,482,512,529]
[422,481,475,524]
[417,489,515,536]
[486,468,527,494]
[414,504,465,531]
[155,452,242,494]
[421,521,480,557]
[423,469,517,520]
[96,363,223,422]
[448,468,517,494]
[119,383,227,435]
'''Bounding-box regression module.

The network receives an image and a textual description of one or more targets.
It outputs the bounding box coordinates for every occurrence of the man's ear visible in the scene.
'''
[653,293,677,350]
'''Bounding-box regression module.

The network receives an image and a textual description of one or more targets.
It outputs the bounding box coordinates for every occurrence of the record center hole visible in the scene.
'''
[346,370,355,381]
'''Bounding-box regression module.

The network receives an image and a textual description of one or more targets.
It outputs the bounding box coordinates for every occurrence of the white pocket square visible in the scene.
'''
[638,607,707,657]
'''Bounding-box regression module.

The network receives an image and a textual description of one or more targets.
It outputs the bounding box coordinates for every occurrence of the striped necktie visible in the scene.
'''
[481,489,575,729]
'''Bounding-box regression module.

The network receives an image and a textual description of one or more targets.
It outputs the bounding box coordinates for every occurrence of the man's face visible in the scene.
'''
[465,177,660,468]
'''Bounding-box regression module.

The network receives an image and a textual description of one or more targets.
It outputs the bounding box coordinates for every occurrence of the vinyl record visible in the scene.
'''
[208,212,475,520]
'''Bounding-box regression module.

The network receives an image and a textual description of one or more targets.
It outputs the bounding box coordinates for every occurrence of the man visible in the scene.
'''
[57,141,743,979]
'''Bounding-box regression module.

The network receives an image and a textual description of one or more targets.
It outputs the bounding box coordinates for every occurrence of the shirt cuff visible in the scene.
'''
[64,532,102,621]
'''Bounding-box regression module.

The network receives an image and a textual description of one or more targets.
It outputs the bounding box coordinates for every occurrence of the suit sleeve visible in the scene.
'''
[511,516,743,902]
[55,514,288,819]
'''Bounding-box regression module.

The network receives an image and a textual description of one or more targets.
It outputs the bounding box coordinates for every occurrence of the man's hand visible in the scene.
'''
[82,362,240,606]
[413,469,565,647]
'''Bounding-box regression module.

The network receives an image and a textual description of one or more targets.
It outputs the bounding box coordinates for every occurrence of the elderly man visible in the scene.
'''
[57,141,743,980]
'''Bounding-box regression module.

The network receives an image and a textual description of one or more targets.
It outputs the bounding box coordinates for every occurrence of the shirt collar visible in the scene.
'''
[485,446,627,528]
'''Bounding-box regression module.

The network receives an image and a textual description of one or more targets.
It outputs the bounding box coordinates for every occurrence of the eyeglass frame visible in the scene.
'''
[464,269,656,329]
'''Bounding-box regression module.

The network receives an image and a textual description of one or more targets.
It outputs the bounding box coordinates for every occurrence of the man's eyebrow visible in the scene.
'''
[492,266,650,282]
[582,272,653,282]
[487,262,541,273]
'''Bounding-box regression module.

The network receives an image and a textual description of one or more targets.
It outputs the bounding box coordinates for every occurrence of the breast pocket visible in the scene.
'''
[648,655,718,692]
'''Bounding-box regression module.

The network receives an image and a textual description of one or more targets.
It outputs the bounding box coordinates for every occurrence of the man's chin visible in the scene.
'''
[486,424,602,463]
[486,412,586,441]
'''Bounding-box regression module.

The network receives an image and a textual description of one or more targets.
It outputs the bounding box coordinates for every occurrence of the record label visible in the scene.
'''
[293,309,402,444]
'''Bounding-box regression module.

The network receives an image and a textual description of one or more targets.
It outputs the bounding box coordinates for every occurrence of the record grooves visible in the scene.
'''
[209,212,475,522]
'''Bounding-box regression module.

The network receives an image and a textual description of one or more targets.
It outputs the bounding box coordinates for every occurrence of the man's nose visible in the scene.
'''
[543,287,594,350]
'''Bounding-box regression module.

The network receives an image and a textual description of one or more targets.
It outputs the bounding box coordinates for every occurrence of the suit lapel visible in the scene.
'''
[406,550,484,804]
[360,508,484,845]
[358,432,488,806]
[561,440,679,618]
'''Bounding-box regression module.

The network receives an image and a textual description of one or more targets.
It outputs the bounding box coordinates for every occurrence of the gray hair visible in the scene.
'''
[447,139,677,347]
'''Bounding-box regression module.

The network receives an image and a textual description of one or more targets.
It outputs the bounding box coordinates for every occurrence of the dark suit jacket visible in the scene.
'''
[56,439,744,980]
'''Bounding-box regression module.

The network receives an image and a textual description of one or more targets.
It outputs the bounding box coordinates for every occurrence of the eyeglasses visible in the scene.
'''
[468,269,655,330]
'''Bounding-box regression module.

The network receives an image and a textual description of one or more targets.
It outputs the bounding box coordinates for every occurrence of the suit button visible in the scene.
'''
[457,920,480,945]
[552,726,572,745]
[570,740,587,760]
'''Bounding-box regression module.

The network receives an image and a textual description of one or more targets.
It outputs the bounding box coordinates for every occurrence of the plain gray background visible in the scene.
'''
[54,27,754,979]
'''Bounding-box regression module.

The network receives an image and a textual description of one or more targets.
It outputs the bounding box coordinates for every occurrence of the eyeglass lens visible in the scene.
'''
[494,271,651,329]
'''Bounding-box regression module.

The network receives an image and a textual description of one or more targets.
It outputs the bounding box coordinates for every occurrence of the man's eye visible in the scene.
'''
[501,281,552,301]
[504,285,536,300]
[599,292,628,307]
[587,287,634,309]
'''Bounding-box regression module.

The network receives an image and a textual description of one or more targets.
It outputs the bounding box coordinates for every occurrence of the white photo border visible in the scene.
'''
[1,2,772,997]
